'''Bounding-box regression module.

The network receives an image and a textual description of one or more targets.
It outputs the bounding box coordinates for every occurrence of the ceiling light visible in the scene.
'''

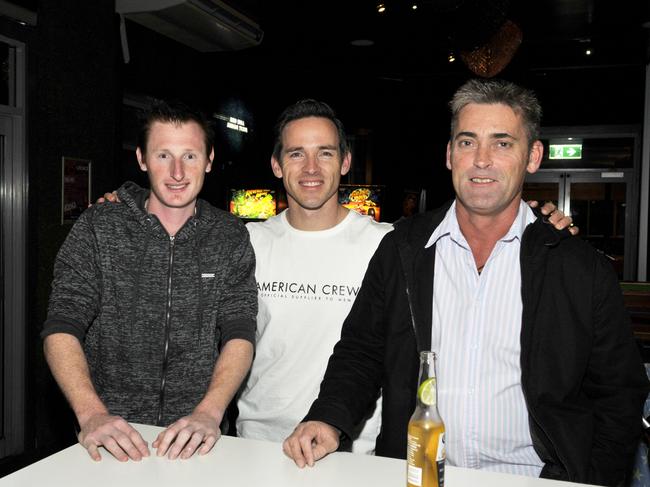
[377,3,386,13]
[448,52,456,63]
[412,4,418,9]
[585,49,592,56]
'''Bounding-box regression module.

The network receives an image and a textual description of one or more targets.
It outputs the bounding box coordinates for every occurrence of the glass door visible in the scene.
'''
[567,172,635,280]
[523,170,637,280]
[522,173,564,212]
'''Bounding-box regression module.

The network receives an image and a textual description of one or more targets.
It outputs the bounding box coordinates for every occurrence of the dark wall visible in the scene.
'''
[26,0,119,459]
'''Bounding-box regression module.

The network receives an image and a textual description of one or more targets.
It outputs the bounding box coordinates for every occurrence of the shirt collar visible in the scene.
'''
[425,200,463,249]
[424,199,536,249]
[503,199,536,242]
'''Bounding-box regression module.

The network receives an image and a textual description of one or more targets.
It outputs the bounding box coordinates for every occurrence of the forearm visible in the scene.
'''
[193,338,254,422]
[43,332,108,425]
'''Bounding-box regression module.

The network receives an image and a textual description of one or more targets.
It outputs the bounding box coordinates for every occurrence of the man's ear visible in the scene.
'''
[205,147,214,173]
[526,140,544,174]
[445,141,452,171]
[340,151,352,176]
[136,147,147,172]
[271,156,283,179]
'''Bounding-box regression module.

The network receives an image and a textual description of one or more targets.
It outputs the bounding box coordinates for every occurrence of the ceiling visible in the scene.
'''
[228,0,649,80]
[8,0,646,80]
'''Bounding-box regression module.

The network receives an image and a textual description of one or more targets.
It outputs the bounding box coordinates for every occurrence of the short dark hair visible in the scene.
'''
[272,99,349,162]
[137,99,215,156]
[449,79,542,148]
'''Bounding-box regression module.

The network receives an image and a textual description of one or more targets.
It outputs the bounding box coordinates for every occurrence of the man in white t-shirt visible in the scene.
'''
[236,100,392,453]
[235,99,573,454]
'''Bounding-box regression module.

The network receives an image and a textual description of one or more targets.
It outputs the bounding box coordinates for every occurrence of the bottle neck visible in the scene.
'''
[416,350,439,408]
[418,351,437,381]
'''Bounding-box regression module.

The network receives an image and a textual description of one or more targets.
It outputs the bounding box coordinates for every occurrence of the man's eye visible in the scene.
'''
[288,152,303,159]
[157,153,169,159]
[496,141,512,148]
[458,140,472,147]
[185,153,196,160]
[320,151,334,158]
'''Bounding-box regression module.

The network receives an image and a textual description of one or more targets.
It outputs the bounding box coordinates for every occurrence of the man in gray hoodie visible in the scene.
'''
[42,100,257,463]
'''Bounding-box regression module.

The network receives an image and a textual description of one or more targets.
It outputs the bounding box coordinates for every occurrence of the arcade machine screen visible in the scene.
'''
[338,185,383,222]
[230,189,277,220]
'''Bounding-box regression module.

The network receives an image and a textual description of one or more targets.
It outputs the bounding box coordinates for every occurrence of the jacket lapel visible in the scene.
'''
[396,203,451,353]
[412,244,435,352]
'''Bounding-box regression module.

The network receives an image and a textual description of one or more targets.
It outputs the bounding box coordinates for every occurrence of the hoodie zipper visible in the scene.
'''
[157,234,175,425]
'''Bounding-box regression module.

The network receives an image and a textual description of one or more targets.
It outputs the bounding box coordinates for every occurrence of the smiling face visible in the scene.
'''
[271,116,351,214]
[446,102,543,219]
[137,120,213,217]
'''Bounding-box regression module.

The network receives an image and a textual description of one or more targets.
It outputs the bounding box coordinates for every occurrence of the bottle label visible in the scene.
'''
[407,464,423,486]
[436,432,446,462]
[407,426,444,487]
[436,432,445,487]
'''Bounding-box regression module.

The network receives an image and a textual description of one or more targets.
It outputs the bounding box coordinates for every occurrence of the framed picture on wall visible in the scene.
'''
[61,156,91,224]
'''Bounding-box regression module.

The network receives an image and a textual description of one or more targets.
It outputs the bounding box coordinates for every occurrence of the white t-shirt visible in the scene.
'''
[237,209,393,453]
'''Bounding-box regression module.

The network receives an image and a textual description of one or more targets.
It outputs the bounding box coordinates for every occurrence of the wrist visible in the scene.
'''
[193,402,224,424]
[75,403,109,428]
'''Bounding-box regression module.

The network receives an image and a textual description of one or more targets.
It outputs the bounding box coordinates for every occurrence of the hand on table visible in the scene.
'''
[153,411,221,460]
[527,200,579,235]
[78,412,150,462]
[282,421,340,468]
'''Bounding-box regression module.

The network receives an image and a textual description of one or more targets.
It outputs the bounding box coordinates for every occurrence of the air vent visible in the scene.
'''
[116,0,263,52]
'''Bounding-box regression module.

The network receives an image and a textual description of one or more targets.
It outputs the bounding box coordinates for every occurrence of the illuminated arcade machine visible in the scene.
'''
[229,188,277,221]
[338,184,384,222]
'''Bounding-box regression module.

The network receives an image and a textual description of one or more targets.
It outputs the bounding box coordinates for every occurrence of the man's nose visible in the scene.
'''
[304,154,318,174]
[171,157,184,181]
[473,144,492,169]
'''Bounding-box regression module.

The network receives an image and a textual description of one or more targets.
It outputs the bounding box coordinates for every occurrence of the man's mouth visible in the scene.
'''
[300,180,323,187]
[470,178,496,184]
[166,183,189,191]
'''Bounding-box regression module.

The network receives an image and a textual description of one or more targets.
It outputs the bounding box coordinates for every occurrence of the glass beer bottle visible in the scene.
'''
[407,351,445,487]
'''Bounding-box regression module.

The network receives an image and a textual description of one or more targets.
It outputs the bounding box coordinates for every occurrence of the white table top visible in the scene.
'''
[1,424,595,487]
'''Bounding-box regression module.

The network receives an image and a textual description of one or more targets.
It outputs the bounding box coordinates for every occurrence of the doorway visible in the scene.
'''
[524,170,637,280]
[0,34,27,460]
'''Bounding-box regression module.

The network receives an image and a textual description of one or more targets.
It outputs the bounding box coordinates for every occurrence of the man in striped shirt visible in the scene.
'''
[284,79,648,486]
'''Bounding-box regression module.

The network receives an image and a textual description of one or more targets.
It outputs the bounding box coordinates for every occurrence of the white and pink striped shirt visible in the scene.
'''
[425,199,544,477]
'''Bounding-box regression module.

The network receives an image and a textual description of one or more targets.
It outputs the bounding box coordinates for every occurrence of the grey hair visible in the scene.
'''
[449,79,542,148]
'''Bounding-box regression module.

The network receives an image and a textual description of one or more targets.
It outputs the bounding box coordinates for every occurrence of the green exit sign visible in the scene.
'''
[549,144,582,160]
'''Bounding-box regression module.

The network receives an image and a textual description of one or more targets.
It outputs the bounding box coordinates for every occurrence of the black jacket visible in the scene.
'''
[305,202,648,486]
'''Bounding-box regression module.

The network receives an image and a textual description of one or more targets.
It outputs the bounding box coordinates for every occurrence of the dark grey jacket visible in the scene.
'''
[43,182,257,426]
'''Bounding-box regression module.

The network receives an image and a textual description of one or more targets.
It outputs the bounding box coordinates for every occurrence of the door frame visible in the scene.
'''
[0,33,27,459]
[538,124,643,280]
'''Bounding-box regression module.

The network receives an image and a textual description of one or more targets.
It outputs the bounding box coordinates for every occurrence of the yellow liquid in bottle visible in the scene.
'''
[407,419,445,487]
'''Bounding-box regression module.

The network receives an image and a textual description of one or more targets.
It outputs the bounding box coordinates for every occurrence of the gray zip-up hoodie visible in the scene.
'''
[43,181,257,426]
